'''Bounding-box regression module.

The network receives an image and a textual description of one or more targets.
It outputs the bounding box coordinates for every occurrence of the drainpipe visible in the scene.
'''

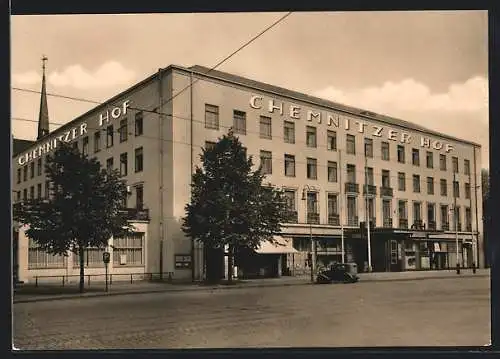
[158,69,165,279]
[473,147,479,270]
[190,70,195,282]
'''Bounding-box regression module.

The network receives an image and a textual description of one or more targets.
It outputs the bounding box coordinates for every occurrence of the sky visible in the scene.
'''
[10,11,489,168]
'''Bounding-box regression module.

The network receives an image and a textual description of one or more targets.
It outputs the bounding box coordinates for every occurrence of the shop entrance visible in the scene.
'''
[388,239,403,272]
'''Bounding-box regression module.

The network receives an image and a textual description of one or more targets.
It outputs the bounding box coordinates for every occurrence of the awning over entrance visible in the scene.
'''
[255,236,298,254]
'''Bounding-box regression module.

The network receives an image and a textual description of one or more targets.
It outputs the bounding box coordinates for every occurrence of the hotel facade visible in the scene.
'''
[12,64,484,283]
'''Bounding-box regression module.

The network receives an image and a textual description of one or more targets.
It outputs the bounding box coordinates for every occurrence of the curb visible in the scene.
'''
[13,273,489,304]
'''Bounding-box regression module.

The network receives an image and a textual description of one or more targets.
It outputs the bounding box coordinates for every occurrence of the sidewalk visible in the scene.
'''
[13,268,490,304]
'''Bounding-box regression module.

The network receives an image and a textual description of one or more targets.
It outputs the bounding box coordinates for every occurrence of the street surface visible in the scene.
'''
[13,276,490,349]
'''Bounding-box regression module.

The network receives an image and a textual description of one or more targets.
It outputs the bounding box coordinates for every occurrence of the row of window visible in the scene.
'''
[16,112,145,184]
[204,104,472,174]
[283,189,474,231]
[28,233,144,269]
[249,149,472,199]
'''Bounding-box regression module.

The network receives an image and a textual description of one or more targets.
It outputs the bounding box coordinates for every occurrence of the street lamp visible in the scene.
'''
[302,185,317,283]
[449,205,460,274]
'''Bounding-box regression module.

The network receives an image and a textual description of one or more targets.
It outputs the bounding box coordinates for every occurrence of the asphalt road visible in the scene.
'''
[13,276,490,349]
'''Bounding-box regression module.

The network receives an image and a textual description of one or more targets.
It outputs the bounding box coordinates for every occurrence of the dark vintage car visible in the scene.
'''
[316,263,359,284]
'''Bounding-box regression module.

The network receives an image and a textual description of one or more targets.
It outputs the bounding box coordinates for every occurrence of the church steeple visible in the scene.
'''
[37,55,50,140]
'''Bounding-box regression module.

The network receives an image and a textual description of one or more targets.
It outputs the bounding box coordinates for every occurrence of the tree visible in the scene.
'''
[13,142,134,292]
[182,130,291,283]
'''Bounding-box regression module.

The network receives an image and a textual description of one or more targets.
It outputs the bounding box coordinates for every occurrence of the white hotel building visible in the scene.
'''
[12,64,484,283]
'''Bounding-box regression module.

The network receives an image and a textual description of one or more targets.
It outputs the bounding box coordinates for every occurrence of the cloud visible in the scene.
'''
[313,76,488,117]
[48,61,136,89]
[12,61,136,90]
[12,71,41,85]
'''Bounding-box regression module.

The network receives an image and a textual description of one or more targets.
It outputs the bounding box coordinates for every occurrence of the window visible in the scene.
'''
[94,131,101,153]
[382,170,390,188]
[120,153,128,176]
[440,154,446,171]
[413,175,420,193]
[328,193,338,217]
[465,207,472,231]
[37,158,42,176]
[135,147,144,173]
[366,167,374,185]
[364,138,373,158]
[106,157,114,171]
[28,238,65,269]
[413,202,422,221]
[260,150,272,175]
[73,247,106,268]
[412,148,420,166]
[204,141,216,151]
[233,110,246,135]
[455,206,461,231]
[29,186,34,199]
[427,203,436,223]
[440,179,447,196]
[397,145,405,163]
[36,183,42,199]
[398,201,408,223]
[327,131,337,151]
[72,141,79,150]
[16,191,21,202]
[259,116,272,139]
[347,196,357,224]
[30,162,35,179]
[307,192,318,214]
[135,111,144,136]
[347,164,356,183]
[119,119,128,143]
[464,159,470,175]
[381,142,390,161]
[327,161,338,182]
[346,134,356,154]
[284,154,295,177]
[284,190,296,211]
[306,158,317,179]
[82,136,89,156]
[453,180,460,198]
[205,104,219,130]
[398,172,406,191]
[284,121,295,144]
[427,177,434,195]
[465,183,471,199]
[106,125,114,147]
[426,151,433,169]
[45,181,50,199]
[383,200,392,222]
[23,188,27,201]
[440,205,449,228]
[306,126,317,148]
[136,185,144,210]
[17,168,21,184]
[452,156,459,173]
[23,166,28,181]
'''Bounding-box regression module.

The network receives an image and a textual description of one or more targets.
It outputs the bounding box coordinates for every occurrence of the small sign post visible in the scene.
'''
[103,252,110,292]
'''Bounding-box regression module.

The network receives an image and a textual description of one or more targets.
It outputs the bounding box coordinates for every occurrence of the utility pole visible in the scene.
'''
[339,149,345,264]
[365,155,372,272]
[302,185,316,282]
[454,172,460,274]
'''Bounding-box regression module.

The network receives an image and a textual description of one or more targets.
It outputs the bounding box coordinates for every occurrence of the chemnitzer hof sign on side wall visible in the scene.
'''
[249,95,455,153]
[16,100,130,166]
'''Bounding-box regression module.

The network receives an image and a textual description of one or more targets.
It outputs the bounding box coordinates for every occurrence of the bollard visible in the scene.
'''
[35,276,38,287]
[472,263,476,274]
[130,274,133,284]
[62,276,65,287]
[456,263,461,275]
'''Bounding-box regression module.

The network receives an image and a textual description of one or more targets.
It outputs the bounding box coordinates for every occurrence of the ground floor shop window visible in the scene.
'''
[73,247,106,268]
[28,238,66,269]
[113,232,144,266]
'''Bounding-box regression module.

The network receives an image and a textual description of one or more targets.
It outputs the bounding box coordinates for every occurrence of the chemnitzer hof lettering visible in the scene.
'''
[16,99,131,166]
[249,95,455,153]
